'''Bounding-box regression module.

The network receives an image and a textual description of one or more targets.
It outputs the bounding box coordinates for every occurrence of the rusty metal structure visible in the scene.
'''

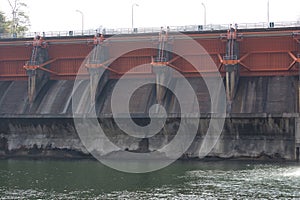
[0,27,300,103]
[1,28,299,79]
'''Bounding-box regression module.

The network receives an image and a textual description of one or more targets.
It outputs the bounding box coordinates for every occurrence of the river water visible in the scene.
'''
[0,159,300,199]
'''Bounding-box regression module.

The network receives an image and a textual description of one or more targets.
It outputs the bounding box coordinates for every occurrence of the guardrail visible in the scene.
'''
[1,21,300,39]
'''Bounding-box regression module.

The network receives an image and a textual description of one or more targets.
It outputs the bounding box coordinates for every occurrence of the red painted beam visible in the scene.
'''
[0,29,299,80]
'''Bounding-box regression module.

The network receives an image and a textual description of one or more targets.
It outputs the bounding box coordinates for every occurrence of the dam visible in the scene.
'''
[0,23,300,161]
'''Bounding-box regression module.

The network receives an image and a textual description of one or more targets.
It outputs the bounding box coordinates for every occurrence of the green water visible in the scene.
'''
[0,159,300,199]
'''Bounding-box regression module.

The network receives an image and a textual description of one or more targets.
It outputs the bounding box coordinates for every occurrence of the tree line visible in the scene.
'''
[0,0,30,37]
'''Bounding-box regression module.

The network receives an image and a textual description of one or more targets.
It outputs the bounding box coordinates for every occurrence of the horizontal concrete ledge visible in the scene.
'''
[0,113,299,119]
[228,113,300,118]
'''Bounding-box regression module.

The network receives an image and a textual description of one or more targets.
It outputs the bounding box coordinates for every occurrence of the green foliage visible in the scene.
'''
[0,11,10,34]
[7,0,30,36]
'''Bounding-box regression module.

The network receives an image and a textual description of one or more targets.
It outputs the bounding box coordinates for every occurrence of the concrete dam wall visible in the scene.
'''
[0,76,298,160]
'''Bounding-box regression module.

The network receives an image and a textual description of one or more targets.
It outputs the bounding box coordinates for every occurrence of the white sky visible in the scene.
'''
[1,0,300,32]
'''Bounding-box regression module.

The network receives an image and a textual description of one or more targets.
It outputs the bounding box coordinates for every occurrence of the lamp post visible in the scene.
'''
[76,10,84,35]
[132,3,139,30]
[267,0,270,27]
[201,3,206,27]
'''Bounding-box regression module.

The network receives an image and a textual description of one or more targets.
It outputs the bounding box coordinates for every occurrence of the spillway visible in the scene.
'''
[0,76,297,160]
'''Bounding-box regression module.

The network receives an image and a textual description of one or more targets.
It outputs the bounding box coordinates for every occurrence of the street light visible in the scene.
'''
[267,0,270,27]
[132,3,139,30]
[201,3,206,27]
[76,9,84,35]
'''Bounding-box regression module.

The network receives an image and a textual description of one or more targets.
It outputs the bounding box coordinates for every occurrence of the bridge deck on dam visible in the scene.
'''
[0,27,300,81]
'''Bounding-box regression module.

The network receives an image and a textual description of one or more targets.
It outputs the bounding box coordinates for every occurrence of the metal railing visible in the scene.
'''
[0,21,299,39]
